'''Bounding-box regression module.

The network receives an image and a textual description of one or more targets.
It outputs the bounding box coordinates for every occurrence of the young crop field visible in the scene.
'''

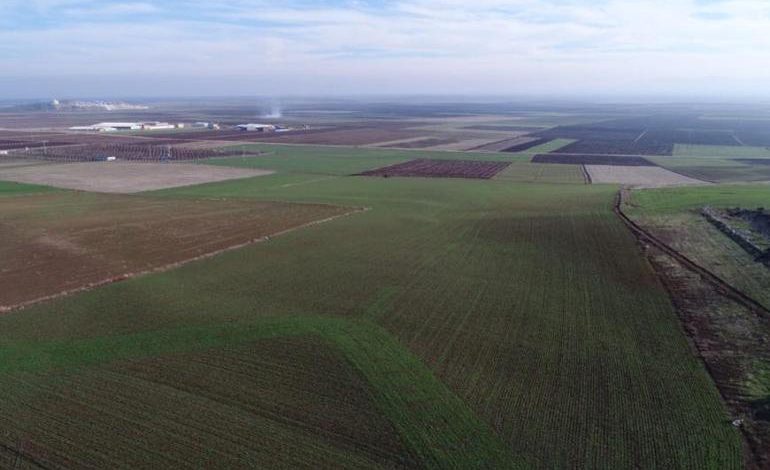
[651,157,770,183]
[0,155,743,468]
[492,161,585,184]
[0,191,350,310]
[0,180,56,196]
[357,159,510,179]
[0,334,418,469]
[674,144,770,158]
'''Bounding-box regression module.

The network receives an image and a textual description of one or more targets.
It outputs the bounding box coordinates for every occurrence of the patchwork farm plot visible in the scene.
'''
[357,159,510,179]
[0,157,744,468]
[532,114,770,156]
[0,189,351,309]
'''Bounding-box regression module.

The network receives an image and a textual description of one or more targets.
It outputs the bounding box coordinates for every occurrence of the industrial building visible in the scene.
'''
[236,123,276,132]
[192,122,220,129]
[69,122,183,132]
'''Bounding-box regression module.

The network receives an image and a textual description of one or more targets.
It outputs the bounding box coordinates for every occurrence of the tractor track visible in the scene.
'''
[614,188,770,318]
[580,164,592,184]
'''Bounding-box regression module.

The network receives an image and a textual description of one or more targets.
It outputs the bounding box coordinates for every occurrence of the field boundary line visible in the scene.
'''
[614,189,770,317]
[0,440,52,470]
[0,206,369,314]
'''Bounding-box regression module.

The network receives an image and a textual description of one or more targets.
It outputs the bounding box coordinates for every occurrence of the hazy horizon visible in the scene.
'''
[3,0,770,99]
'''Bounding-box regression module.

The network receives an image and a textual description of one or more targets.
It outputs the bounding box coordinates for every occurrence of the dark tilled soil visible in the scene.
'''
[734,159,770,166]
[357,158,510,179]
[533,153,656,166]
[500,137,549,152]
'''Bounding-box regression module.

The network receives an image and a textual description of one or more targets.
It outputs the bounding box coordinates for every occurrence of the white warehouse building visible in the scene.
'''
[236,123,276,132]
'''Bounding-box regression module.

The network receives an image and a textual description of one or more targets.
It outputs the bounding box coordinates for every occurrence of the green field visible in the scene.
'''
[658,145,770,183]
[211,143,536,177]
[674,144,770,158]
[626,184,770,214]
[0,180,56,196]
[493,160,584,184]
[0,145,745,468]
[651,156,770,183]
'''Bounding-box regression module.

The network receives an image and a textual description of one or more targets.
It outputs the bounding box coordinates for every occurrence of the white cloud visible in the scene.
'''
[1,0,770,97]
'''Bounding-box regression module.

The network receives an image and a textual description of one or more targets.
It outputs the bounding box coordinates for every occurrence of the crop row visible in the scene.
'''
[20,143,239,161]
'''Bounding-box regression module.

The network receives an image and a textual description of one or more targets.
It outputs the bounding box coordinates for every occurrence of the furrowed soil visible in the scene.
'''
[0,192,350,309]
[0,168,742,468]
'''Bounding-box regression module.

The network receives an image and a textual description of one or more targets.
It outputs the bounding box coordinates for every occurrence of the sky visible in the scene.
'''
[2,0,770,99]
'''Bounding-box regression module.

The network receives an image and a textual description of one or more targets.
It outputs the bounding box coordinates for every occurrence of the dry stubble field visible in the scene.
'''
[0,161,273,193]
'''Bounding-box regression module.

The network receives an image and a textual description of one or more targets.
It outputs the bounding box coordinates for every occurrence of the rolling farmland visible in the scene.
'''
[0,148,743,468]
[3,103,770,468]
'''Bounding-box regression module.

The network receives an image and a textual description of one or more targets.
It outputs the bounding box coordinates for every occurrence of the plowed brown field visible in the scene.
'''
[0,192,352,309]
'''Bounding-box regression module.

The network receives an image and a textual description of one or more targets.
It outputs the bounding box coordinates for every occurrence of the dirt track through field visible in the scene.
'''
[0,162,272,193]
[615,189,769,316]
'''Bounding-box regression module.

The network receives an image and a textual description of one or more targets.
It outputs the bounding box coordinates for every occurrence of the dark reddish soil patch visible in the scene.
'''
[501,137,549,152]
[381,138,456,149]
[357,159,510,179]
[734,159,770,166]
[464,125,544,132]
[533,153,656,166]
